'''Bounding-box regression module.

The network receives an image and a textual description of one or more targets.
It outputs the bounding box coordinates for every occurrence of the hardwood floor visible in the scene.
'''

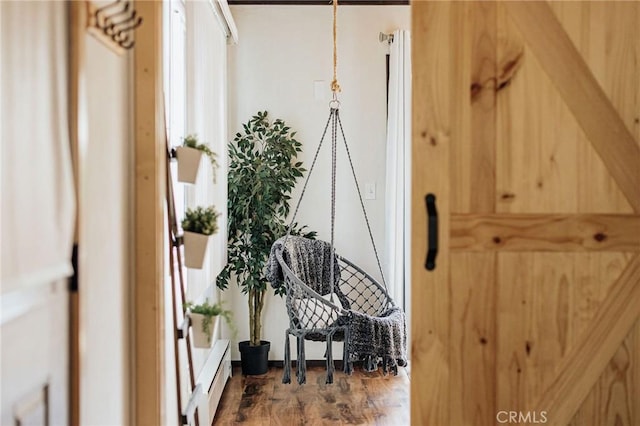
[212,365,410,425]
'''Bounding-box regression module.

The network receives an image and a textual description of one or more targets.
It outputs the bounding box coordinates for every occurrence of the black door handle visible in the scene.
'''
[425,193,438,271]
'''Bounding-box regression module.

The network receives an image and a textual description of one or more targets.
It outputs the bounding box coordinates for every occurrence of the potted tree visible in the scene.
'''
[176,134,218,184]
[216,111,315,375]
[181,205,220,269]
[185,300,233,348]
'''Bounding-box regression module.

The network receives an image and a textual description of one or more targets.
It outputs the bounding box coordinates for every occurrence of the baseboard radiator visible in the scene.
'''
[189,339,231,425]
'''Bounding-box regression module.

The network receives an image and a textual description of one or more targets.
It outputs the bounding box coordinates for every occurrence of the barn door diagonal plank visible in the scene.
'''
[504,1,640,213]
[531,254,640,425]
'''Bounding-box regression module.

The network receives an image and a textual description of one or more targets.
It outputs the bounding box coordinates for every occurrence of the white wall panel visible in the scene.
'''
[79,32,131,426]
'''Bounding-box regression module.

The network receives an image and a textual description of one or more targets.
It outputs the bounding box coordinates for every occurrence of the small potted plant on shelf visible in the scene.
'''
[185,300,233,348]
[181,205,220,269]
[216,111,315,375]
[176,134,218,184]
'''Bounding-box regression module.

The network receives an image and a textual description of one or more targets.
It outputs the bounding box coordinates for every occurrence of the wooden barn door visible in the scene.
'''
[411,2,640,425]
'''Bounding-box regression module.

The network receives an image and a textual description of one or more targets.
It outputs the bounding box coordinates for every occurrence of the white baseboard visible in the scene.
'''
[197,339,231,425]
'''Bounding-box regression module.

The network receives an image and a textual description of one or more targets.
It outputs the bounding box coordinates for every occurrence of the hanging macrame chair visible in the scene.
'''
[265,0,407,385]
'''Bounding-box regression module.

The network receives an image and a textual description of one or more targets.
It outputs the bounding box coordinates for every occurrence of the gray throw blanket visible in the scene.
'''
[343,308,408,374]
[266,236,341,296]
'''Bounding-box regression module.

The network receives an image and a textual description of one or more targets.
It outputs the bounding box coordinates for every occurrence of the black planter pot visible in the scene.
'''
[238,340,270,375]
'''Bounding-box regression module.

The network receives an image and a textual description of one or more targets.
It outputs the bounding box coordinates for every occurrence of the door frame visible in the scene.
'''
[133,1,166,425]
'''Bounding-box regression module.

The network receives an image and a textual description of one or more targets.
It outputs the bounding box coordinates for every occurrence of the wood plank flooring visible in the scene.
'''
[212,365,410,426]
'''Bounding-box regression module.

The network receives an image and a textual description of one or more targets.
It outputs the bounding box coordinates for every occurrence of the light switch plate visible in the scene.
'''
[365,183,376,200]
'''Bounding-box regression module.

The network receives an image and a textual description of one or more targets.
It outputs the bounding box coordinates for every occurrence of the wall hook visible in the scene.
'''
[87,0,143,54]
[105,7,137,36]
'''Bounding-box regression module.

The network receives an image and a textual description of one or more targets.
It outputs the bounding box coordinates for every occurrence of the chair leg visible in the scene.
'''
[326,333,334,384]
[296,335,306,385]
[343,328,353,375]
[295,335,300,380]
[283,331,291,384]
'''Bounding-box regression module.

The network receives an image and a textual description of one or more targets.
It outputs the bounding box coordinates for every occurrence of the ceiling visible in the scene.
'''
[227,1,409,5]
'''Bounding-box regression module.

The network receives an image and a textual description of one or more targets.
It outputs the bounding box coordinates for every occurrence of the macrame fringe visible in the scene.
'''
[297,336,306,385]
[283,331,291,384]
[326,334,334,384]
[343,328,352,375]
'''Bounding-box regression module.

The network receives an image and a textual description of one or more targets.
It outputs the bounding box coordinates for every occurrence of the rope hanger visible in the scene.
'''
[286,0,387,291]
[331,0,341,96]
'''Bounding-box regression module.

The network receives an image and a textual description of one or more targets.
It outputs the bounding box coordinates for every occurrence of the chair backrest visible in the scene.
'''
[336,255,393,317]
[275,246,395,331]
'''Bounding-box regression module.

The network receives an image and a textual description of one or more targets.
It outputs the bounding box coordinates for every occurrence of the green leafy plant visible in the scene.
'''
[185,300,234,344]
[181,205,220,235]
[183,134,218,182]
[216,111,316,347]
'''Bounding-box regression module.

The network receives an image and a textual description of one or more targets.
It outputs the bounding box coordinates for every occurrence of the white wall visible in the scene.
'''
[185,0,229,314]
[226,5,410,360]
[164,1,231,422]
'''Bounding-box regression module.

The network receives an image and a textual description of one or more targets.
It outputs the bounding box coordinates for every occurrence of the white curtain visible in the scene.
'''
[384,30,411,313]
[1,1,76,292]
